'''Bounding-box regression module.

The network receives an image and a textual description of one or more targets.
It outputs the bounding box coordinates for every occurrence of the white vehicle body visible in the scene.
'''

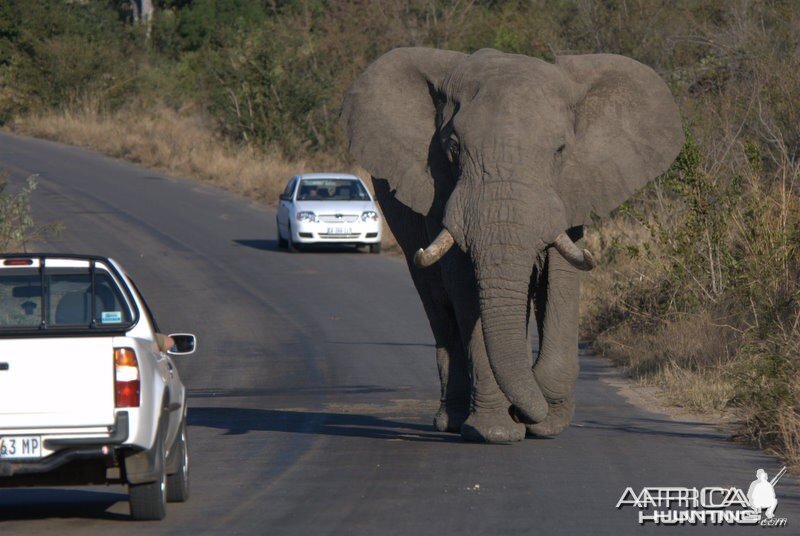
[0,254,194,520]
[276,173,382,252]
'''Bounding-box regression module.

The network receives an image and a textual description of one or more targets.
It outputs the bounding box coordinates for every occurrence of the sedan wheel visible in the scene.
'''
[277,220,288,249]
[288,224,299,253]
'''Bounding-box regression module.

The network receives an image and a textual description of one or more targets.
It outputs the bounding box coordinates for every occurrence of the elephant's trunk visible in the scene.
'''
[474,245,549,424]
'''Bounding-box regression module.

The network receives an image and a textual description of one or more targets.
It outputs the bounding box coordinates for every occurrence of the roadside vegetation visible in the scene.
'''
[1,1,797,466]
[0,174,38,252]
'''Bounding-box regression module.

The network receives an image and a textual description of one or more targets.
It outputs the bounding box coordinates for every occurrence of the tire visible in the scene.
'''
[287,224,299,253]
[370,243,381,254]
[277,220,288,249]
[129,416,168,521]
[166,422,190,503]
[129,448,167,520]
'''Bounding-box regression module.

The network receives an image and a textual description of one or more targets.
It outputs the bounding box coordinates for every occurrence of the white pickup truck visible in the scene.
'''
[0,254,196,520]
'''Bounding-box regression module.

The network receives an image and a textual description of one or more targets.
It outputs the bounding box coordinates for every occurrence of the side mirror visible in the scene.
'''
[168,333,197,356]
[279,193,291,201]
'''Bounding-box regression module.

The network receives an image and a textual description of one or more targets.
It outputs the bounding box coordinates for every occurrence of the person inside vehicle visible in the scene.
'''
[155,332,175,353]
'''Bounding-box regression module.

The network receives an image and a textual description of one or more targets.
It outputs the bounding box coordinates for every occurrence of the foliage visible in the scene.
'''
[578,1,800,463]
[0,174,37,252]
[0,1,141,121]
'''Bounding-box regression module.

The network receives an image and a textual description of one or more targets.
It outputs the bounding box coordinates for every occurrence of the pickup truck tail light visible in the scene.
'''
[3,258,33,266]
[114,348,140,408]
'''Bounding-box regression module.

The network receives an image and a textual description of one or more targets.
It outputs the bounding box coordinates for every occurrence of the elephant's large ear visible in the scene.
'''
[341,48,466,216]
[556,54,684,227]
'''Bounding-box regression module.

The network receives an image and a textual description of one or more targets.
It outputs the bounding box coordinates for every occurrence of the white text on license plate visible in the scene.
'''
[326,227,351,235]
[0,436,42,459]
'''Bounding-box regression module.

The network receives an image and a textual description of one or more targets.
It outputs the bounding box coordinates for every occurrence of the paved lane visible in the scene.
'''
[0,132,797,534]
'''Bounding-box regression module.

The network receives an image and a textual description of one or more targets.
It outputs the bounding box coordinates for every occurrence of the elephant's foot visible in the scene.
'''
[434,403,469,433]
[460,409,526,443]
[525,397,575,438]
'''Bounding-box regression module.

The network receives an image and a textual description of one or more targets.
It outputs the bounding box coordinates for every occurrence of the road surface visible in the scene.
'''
[0,132,797,534]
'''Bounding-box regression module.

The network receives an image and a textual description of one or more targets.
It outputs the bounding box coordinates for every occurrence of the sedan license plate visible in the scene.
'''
[0,436,42,459]
[326,227,351,235]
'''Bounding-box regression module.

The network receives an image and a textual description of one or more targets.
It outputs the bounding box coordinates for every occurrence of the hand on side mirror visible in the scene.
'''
[168,333,197,356]
[155,333,175,353]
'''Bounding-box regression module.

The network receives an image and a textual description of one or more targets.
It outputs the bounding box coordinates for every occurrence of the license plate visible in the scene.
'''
[326,227,351,235]
[0,436,43,459]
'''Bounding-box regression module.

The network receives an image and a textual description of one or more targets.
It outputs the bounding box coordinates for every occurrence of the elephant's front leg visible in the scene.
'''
[527,245,581,437]
[371,181,471,432]
[432,312,471,433]
[410,254,471,433]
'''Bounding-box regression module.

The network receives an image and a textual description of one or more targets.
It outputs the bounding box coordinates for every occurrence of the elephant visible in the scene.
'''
[340,48,683,442]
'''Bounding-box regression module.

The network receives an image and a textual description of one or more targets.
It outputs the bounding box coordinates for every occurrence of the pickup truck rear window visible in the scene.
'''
[0,267,134,332]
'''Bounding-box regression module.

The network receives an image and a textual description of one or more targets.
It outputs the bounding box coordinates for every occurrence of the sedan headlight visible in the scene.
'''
[361,211,379,222]
[296,211,316,222]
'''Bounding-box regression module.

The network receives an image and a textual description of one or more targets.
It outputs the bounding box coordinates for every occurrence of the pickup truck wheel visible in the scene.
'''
[129,469,167,520]
[129,438,167,520]
[166,422,190,502]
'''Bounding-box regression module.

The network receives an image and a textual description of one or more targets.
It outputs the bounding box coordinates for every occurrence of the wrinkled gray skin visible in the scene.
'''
[341,48,683,442]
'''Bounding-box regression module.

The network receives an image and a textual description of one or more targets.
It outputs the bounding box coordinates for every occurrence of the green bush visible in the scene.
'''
[0,0,139,120]
[0,174,37,252]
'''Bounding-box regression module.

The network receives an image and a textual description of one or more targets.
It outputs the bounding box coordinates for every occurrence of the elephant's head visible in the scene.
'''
[341,48,683,423]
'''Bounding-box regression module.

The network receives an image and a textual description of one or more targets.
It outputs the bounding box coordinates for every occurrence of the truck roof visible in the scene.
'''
[0,254,122,271]
[1,253,116,262]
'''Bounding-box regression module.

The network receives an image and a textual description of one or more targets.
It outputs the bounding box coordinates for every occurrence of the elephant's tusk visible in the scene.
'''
[552,233,596,271]
[414,228,455,268]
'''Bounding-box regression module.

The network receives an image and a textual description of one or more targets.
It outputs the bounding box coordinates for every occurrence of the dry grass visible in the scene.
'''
[649,362,735,415]
[13,107,335,203]
[10,107,400,252]
[775,407,800,473]
[592,311,738,414]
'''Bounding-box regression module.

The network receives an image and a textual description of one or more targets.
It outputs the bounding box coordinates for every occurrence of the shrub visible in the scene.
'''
[0,0,139,121]
[0,174,37,252]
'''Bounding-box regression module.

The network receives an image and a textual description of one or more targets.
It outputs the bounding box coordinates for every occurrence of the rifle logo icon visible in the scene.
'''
[747,466,787,520]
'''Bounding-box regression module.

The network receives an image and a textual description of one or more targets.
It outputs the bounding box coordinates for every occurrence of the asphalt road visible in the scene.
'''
[0,131,798,535]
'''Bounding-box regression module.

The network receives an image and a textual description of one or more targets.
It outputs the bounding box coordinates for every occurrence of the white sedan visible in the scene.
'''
[276,173,382,253]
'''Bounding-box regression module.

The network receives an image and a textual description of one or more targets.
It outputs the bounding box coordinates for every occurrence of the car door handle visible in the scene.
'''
[0,363,9,371]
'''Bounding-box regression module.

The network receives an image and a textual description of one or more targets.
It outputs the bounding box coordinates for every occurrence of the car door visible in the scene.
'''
[149,319,184,448]
[126,276,182,445]
[277,177,297,238]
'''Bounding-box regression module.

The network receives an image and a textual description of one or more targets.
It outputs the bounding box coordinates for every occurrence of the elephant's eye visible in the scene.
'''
[446,135,460,163]
[556,143,566,154]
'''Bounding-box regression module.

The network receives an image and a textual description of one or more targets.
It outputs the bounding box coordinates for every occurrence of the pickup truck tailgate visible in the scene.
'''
[0,338,116,429]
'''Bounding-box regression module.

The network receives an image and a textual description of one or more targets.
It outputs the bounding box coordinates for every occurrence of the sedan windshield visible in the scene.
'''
[296,179,370,201]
